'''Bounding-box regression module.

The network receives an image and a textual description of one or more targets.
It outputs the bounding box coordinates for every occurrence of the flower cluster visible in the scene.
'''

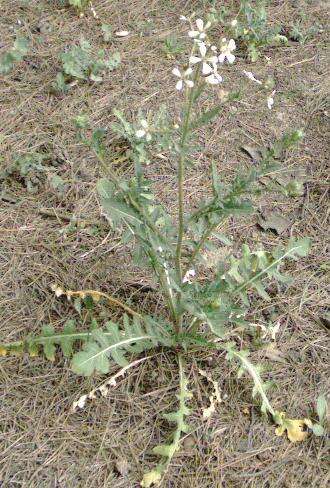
[172,18,236,91]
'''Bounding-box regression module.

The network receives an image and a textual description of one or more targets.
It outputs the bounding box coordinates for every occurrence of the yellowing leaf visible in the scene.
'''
[140,470,162,487]
[275,412,311,442]
[0,346,8,356]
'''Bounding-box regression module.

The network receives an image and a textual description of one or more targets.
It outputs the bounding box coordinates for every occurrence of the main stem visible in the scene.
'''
[174,75,199,333]
[175,91,194,281]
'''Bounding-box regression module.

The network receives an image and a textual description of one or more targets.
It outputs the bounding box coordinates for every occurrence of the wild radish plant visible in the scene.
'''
[1,15,320,487]
[55,38,120,91]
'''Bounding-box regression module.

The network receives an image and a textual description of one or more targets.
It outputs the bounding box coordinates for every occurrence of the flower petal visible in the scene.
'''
[136,129,146,138]
[243,70,262,84]
[185,67,193,76]
[185,80,194,88]
[172,67,181,77]
[208,55,218,65]
[189,55,201,64]
[202,62,213,75]
[218,53,225,63]
[228,39,236,51]
[188,30,199,38]
[176,79,183,90]
[115,31,130,37]
[207,71,222,84]
[196,18,204,32]
[199,42,207,57]
[267,96,274,110]
[227,53,235,64]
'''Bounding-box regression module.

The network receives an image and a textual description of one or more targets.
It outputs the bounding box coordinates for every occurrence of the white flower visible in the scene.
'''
[218,38,236,64]
[172,66,194,91]
[179,15,188,22]
[115,30,130,37]
[231,19,238,27]
[188,18,211,41]
[243,70,262,85]
[136,119,152,141]
[189,42,218,75]
[204,62,223,85]
[267,90,276,110]
[183,269,196,284]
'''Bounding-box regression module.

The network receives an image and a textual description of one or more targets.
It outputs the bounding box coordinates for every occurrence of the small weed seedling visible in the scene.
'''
[0,37,29,74]
[209,0,287,61]
[1,15,323,487]
[67,0,89,13]
[0,152,66,194]
[55,38,120,91]
[162,35,185,59]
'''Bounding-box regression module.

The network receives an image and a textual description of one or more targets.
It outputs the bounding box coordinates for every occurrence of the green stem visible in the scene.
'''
[174,71,200,332]
[175,93,195,280]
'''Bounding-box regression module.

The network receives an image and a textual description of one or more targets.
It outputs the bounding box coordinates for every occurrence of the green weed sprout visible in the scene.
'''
[55,38,120,91]
[210,0,287,62]
[0,37,29,75]
[1,14,319,487]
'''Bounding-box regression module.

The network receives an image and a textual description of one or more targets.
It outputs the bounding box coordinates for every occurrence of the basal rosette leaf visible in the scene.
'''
[71,316,174,376]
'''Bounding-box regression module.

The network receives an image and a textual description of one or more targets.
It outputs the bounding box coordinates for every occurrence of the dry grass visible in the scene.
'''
[0,0,329,486]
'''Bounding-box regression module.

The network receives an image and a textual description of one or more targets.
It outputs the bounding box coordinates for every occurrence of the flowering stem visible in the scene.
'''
[175,94,194,280]
[175,72,200,332]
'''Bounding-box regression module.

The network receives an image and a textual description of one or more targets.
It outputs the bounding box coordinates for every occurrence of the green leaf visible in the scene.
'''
[258,212,291,235]
[70,316,173,376]
[55,72,67,91]
[212,232,232,246]
[312,423,325,436]
[101,24,113,42]
[30,320,79,360]
[0,37,29,74]
[191,105,223,130]
[141,469,162,487]
[97,178,142,226]
[50,174,66,193]
[39,325,57,361]
[316,394,327,423]
[71,341,110,375]
[287,237,311,257]
[225,344,275,417]
[105,52,121,70]
[96,178,114,199]
[74,297,82,314]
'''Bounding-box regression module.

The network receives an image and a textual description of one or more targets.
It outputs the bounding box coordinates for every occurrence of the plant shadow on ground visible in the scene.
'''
[0,0,329,486]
